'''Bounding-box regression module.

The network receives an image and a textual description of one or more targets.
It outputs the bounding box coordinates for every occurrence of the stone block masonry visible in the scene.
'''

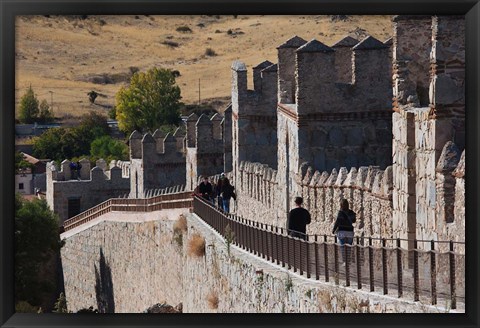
[61,208,461,313]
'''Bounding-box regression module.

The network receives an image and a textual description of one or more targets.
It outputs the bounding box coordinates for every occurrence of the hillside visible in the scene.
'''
[15,15,393,119]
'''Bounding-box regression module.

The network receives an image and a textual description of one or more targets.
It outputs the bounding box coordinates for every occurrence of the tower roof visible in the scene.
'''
[261,63,278,73]
[253,60,274,70]
[277,36,307,49]
[231,60,247,71]
[332,36,359,48]
[296,39,334,53]
[352,36,389,50]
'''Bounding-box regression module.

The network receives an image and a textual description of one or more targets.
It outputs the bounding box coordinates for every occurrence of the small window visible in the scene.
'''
[19,183,24,190]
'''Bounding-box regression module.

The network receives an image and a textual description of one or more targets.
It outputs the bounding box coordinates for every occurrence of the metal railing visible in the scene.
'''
[193,196,465,310]
[63,191,193,232]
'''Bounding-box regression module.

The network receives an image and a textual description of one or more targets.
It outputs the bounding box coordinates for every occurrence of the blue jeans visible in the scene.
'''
[338,236,353,263]
[222,198,231,213]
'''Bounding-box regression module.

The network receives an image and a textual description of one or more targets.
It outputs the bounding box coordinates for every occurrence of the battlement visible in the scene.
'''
[275,35,392,115]
[47,158,127,183]
[129,129,186,198]
[46,158,130,224]
[185,113,226,191]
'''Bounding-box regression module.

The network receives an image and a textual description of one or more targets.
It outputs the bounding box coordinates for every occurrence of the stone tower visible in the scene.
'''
[276,35,393,217]
[231,60,278,184]
[391,15,465,250]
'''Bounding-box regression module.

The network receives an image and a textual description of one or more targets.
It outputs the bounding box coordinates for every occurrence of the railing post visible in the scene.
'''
[449,241,457,310]
[345,241,350,287]
[382,238,388,295]
[315,235,319,280]
[324,235,329,282]
[413,239,419,302]
[369,237,374,292]
[275,227,280,265]
[397,238,403,298]
[356,236,362,289]
[430,240,437,305]
[334,235,339,285]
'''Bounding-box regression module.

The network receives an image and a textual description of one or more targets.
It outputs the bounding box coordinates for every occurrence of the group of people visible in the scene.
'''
[197,173,236,213]
[197,173,357,264]
[287,197,356,265]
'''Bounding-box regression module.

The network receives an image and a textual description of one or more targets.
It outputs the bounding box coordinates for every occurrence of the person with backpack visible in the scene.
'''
[332,198,357,265]
[220,178,236,213]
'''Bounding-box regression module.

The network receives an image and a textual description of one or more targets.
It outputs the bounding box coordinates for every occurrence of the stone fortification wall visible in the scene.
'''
[61,209,186,313]
[392,15,465,251]
[46,159,130,225]
[231,60,278,184]
[61,209,459,313]
[129,129,186,198]
[234,160,393,242]
[185,113,225,191]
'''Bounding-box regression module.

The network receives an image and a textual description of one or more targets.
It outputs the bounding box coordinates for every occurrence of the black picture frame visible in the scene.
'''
[1,1,478,327]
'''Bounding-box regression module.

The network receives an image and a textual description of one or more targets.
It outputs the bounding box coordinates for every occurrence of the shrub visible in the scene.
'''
[162,40,179,48]
[176,26,192,33]
[205,48,217,57]
[187,233,205,257]
[207,291,219,309]
[173,214,188,234]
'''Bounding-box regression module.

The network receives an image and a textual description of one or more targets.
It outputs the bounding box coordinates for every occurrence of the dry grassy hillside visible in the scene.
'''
[15,15,392,119]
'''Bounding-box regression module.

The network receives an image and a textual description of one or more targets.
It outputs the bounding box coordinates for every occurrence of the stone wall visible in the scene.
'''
[129,129,186,198]
[61,209,463,313]
[231,60,278,181]
[185,113,225,191]
[46,159,130,225]
[235,160,394,243]
[60,209,187,313]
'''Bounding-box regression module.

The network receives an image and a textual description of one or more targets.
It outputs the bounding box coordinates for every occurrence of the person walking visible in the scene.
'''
[198,176,213,203]
[216,173,226,209]
[220,178,236,213]
[332,198,356,265]
[286,197,311,240]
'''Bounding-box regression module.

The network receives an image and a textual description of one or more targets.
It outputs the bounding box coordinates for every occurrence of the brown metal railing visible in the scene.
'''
[63,191,193,231]
[193,196,465,309]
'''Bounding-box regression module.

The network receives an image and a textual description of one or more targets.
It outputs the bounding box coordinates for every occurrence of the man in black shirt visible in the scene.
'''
[198,176,213,202]
[286,197,311,240]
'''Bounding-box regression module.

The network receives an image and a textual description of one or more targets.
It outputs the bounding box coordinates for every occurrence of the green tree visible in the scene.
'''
[32,127,69,161]
[115,67,182,135]
[15,194,63,307]
[15,151,34,174]
[38,99,54,123]
[52,292,68,313]
[18,86,40,124]
[90,135,129,162]
[32,111,110,162]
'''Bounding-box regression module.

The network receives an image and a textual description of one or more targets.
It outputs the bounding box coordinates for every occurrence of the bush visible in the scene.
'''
[207,291,219,309]
[205,48,217,57]
[176,26,192,33]
[187,233,205,257]
[173,215,188,234]
[162,40,179,48]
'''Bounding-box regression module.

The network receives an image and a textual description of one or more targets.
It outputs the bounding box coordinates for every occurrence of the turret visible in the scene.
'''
[277,36,307,104]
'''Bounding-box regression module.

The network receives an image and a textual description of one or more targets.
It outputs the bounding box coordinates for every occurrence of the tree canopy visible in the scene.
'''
[15,194,63,307]
[32,111,110,162]
[90,135,129,163]
[18,86,40,124]
[115,67,182,135]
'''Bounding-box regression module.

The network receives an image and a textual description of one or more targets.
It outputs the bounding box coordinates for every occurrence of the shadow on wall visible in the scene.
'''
[94,248,115,313]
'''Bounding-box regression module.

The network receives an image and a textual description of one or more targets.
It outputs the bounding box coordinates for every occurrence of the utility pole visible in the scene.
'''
[198,78,201,105]
[49,91,54,116]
